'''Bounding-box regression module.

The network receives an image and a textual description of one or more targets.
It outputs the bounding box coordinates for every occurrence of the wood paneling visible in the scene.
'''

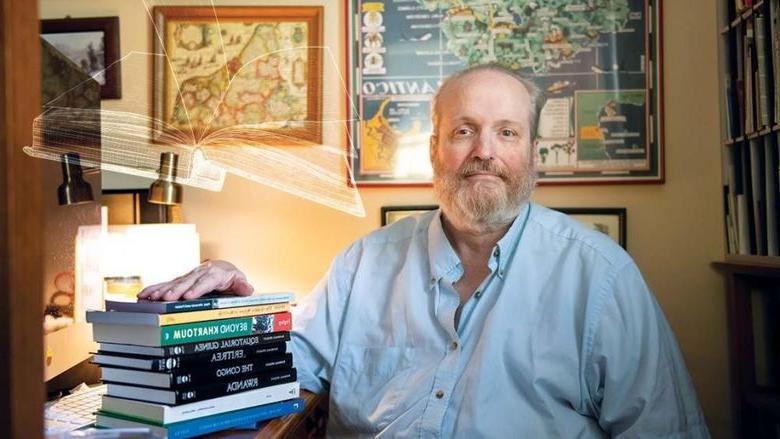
[0,0,44,437]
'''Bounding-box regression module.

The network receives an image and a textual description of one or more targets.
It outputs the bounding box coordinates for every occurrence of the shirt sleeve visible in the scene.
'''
[584,261,710,438]
[290,243,358,394]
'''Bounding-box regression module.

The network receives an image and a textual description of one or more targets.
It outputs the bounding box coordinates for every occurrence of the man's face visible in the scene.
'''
[430,70,537,230]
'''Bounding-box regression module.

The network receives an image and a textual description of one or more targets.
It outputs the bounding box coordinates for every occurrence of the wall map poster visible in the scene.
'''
[349,0,663,185]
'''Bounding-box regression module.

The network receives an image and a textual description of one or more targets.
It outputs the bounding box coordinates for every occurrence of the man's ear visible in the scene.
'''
[429,134,437,162]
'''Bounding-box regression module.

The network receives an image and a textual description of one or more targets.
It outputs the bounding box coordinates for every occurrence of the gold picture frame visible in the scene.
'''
[152,6,323,145]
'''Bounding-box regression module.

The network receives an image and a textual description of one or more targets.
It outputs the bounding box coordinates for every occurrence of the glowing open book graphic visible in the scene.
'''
[25,3,364,217]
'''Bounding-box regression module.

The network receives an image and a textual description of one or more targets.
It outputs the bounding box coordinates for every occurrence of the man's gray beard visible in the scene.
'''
[433,157,537,233]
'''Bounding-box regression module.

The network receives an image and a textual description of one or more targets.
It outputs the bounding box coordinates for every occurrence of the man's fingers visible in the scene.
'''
[162,272,207,301]
[138,282,167,299]
[181,275,225,300]
[232,279,254,296]
[149,283,174,301]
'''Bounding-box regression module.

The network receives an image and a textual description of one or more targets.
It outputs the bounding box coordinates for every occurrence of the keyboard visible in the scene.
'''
[45,384,107,434]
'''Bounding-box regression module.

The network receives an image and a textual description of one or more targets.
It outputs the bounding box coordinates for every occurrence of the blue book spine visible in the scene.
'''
[167,398,305,439]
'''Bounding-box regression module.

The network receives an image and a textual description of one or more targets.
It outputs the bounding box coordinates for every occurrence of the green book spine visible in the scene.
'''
[161,317,254,346]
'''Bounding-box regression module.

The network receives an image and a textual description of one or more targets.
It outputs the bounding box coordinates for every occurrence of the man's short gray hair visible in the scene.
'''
[431,63,544,143]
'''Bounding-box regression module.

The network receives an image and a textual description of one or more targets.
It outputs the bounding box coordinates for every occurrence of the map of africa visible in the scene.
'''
[421,0,631,74]
[352,0,660,184]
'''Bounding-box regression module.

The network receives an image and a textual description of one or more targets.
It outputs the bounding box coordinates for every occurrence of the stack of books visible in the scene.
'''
[86,293,302,438]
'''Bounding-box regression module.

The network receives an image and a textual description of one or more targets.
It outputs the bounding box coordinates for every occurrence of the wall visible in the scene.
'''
[41,0,731,436]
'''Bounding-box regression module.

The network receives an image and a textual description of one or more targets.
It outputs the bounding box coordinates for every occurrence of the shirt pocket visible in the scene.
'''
[331,343,421,433]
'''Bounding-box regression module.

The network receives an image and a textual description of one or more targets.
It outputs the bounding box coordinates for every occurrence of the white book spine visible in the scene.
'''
[101,381,300,424]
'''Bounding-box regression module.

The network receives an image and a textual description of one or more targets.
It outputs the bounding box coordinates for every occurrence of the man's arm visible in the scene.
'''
[136,248,357,396]
[291,246,357,394]
[584,261,710,438]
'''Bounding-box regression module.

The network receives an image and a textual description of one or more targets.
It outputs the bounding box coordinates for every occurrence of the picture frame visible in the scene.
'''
[151,6,323,144]
[40,16,122,99]
[381,204,438,226]
[553,207,627,249]
[347,1,663,186]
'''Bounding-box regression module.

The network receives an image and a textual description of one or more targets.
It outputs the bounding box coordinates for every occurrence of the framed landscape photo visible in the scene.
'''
[40,16,122,99]
[347,1,663,185]
[381,204,438,226]
[554,207,627,249]
[151,6,323,144]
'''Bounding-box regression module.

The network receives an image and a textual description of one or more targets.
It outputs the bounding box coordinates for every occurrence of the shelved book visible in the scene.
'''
[89,293,301,438]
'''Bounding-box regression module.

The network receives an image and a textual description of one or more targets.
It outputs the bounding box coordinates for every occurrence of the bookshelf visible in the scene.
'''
[718,1,780,437]
[720,0,780,257]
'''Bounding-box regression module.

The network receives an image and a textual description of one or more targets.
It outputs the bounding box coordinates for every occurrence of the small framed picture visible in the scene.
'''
[381,205,438,226]
[40,16,122,99]
[553,207,627,249]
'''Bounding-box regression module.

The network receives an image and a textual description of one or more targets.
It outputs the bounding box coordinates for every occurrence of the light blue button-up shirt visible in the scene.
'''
[292,203,709,438]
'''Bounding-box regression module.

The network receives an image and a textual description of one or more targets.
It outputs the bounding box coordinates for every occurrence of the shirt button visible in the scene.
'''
[474,290,482,298]
[493,248,499,257]
[450,341,458,350]
[435,390,444,399]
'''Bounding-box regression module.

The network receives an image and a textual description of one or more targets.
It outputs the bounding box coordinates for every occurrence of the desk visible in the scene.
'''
[208,391,326,438]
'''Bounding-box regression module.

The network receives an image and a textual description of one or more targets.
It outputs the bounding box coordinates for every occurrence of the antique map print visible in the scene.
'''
[161,19,312,139]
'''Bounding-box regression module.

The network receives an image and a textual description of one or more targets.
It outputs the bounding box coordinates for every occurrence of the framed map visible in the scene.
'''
[348,0,663,185]
[152,6,322,144]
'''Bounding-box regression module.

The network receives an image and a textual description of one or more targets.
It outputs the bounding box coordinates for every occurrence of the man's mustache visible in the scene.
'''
[458,159,509,180]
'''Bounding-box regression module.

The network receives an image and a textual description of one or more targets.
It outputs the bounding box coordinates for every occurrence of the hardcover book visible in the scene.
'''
[93,340,287,371]
[104,292,294,314]
[100,353,293,388]
[87,301,290,326]
[105,367,297,405]
[96,397,305,438]
[98,332,290,357]
[100,381,300,425]
[91,311,292,347]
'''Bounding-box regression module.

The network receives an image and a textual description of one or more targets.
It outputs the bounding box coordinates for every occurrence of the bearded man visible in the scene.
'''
[139,65,709,438]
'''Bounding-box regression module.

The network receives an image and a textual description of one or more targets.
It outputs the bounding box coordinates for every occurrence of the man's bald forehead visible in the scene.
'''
[436,68,531,105]
[431,64,542,140]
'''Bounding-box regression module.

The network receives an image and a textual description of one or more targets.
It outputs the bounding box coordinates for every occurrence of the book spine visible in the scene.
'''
[168,398,304,439]
[159,341,287,371]
[95,341,288,371]
[100,382,300,425]
[765,135,779,255]
[162,331,290,356]
[163,300,216,313]
[212,293,294,308]
[170,368,297,404]
[164,353,293,388]
[160,312,292,346]
[756,14,772,127]
[158,302,290,325]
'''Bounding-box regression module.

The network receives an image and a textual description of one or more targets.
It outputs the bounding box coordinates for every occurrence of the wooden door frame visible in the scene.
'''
[0,0,44,437]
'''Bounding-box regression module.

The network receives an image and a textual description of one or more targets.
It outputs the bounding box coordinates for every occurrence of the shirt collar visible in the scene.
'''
[427,203,532,287]
[427,209,461,286]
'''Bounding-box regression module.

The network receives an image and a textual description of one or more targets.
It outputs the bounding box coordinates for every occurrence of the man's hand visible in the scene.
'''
[137,260,254,301]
